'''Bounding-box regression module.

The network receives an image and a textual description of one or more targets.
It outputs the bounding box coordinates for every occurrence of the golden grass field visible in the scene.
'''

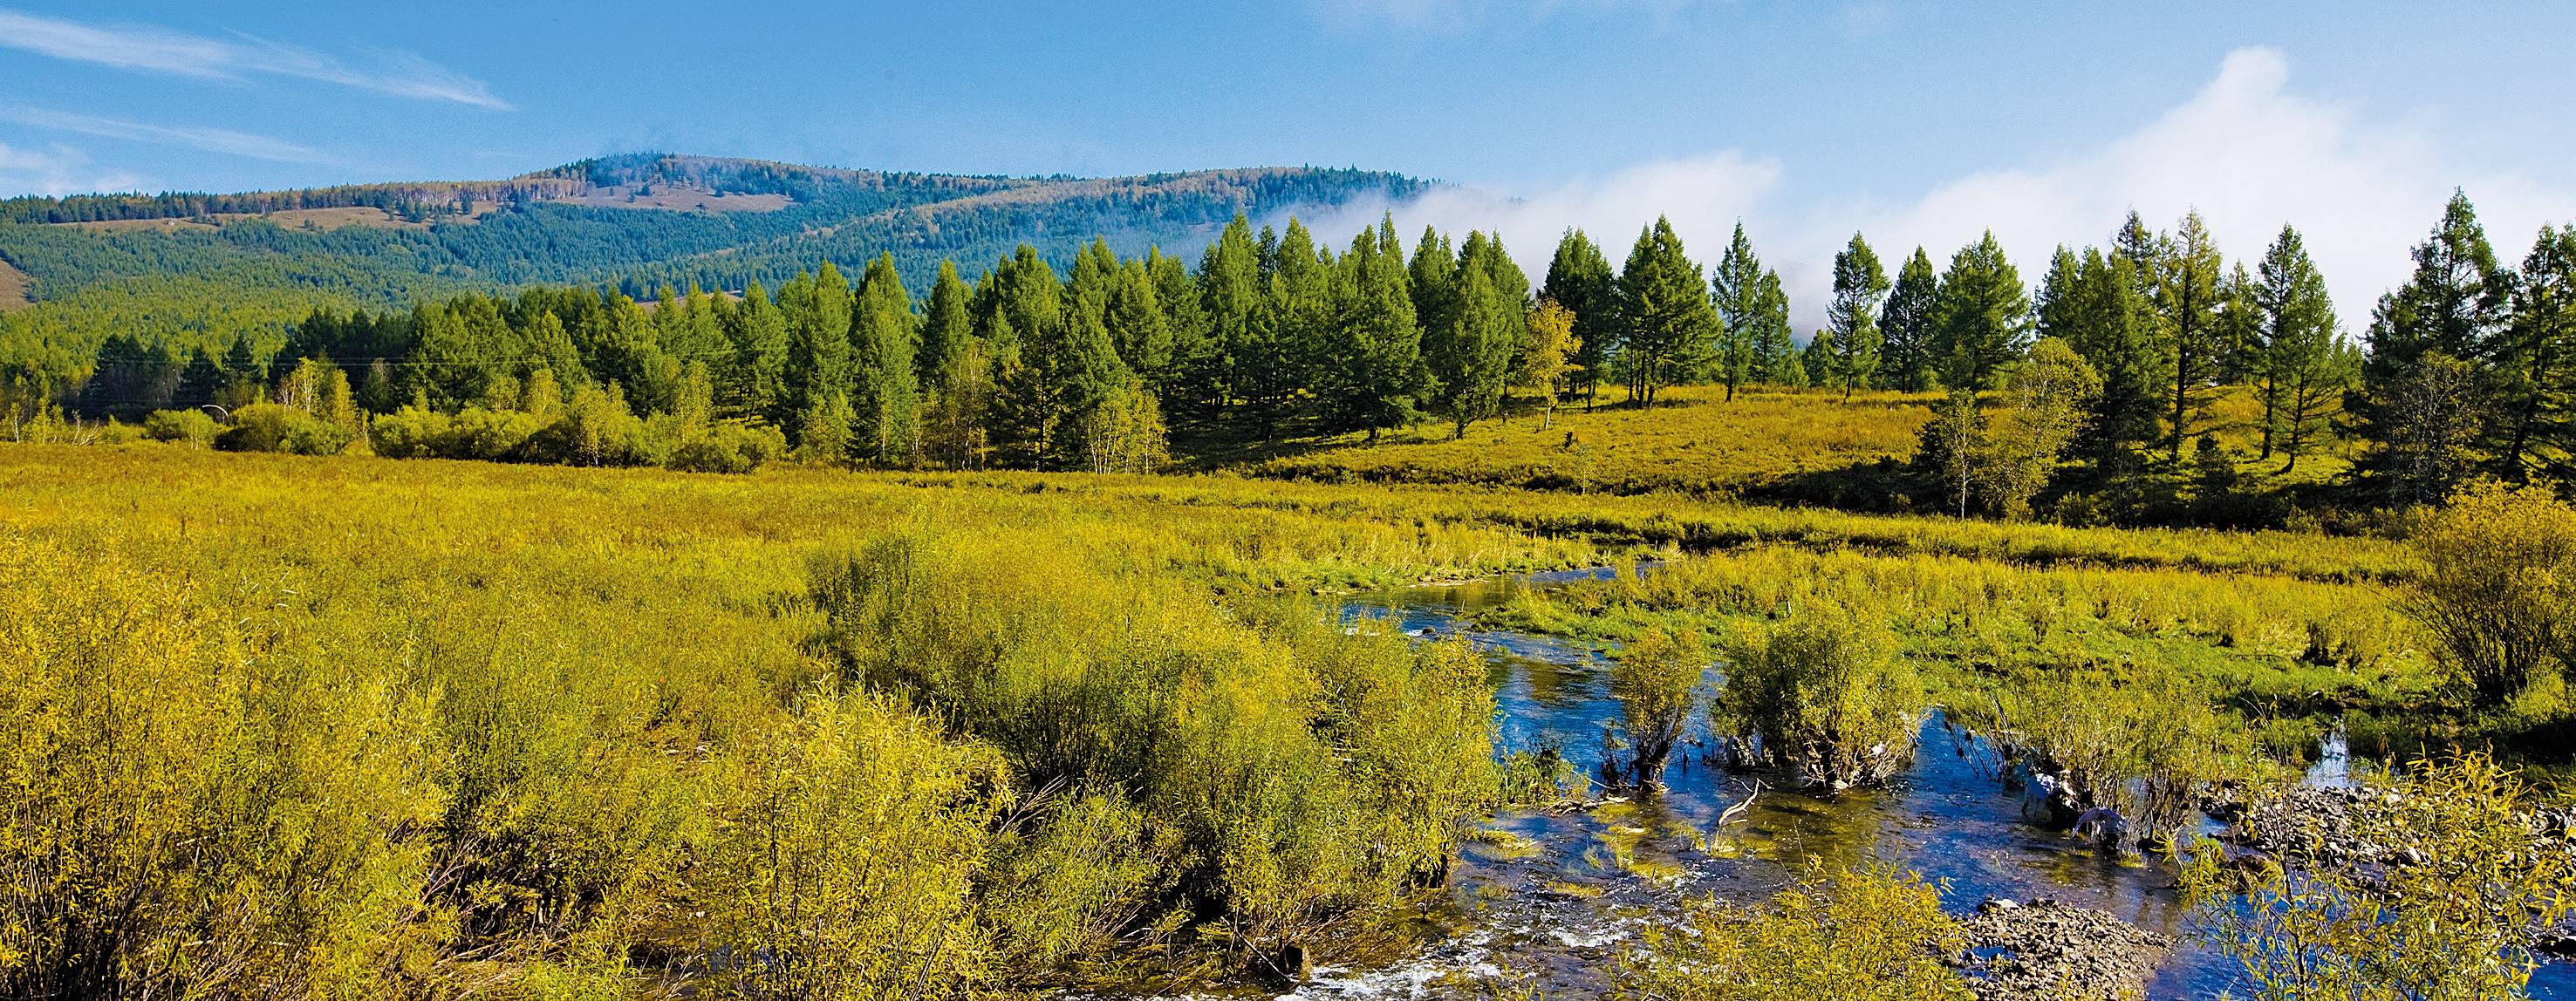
[1245,383,2361,499]
[0,437,2471,998]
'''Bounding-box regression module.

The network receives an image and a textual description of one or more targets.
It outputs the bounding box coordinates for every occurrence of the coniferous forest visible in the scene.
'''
[14,186,2572,529]
[13,156,2576,1001]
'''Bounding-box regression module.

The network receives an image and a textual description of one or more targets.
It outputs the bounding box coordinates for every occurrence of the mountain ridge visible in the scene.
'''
[0,153,1428,301]
[0,153,1427,376]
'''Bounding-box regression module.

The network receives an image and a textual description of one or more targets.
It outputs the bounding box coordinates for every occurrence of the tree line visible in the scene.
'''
[36,192,2576,516]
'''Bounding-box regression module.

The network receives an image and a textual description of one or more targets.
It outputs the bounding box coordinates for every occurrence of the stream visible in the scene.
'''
[1297,568,2576,1000]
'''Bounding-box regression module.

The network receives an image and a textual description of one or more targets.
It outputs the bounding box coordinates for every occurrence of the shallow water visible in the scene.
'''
[1308,570,2576,1000]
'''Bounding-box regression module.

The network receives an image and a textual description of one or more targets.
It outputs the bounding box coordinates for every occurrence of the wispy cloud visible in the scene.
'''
[0,107,328,163]
[0,8,509,110]
[0,142,145,197]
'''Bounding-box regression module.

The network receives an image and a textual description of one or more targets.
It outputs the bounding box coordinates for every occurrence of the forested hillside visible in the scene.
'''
[0,153,1421,382]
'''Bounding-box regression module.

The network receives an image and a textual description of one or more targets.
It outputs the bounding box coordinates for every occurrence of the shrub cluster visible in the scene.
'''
[0,449,1544,997]
[809,528,1500,945]
[1612,863,1973,1001]
[1711,602,1924,790]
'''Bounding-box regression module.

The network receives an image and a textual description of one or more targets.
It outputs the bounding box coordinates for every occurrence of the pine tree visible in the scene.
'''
[1930,232,2031,391]
[1879,248,1940,391]
[1825,233,1890,398]
[1616,218,1718,405]
[1542,228,1620,410]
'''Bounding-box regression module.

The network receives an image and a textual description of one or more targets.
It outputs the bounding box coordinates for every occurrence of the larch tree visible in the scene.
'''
[1520,298,1581,429]
[1711,222,1787,399]
[1240,219,1332,437]
[1329,215,1435,441]
[720,279,788,423]
[1930,232,2031,391]
[2354,191,2511,503]
[780,263,856,448]
[1616,217,1718,405]
[1542,228,1621,411]
[2497,224,2576,482]
[1826,233,1891,398]
[1146,247,1213,429]
[2253,225,2339,466]
[1427,231,1525,439]
[918,260,973,394]
[1104,259,1173,389]
[2150,211,2226,461]
[850,253,920,466]
[1879,248,1940,391]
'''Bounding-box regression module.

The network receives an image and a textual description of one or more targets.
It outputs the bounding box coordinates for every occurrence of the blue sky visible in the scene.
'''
[4,1,2573,319]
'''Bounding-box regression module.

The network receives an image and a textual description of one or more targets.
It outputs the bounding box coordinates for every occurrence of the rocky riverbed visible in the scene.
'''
[1954,898,2172,1001]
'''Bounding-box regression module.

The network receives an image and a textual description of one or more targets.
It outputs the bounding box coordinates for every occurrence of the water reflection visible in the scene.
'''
[1326,570,2572,1000]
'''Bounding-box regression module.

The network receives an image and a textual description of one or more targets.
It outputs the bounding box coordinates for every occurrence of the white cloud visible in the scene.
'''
[1302,151,1782,266]
[0,8,510,110]
[1359,46,2576,332]
[0,143,145,197]
[0,107,328,163]
[1843,46,2576,330]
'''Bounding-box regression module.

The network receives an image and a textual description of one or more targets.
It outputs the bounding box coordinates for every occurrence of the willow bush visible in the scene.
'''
[1602,628,1708,791]
[1993,658,2247,849]
[0,535,444,999]
[1711,602,1923,789]
[2408,479,2576,707]
[2183,752,2576,1000]
[1612,862,1972,1001]
[0,446,1582,995]
[693,685,1010,1001]
[809,526,1498,950]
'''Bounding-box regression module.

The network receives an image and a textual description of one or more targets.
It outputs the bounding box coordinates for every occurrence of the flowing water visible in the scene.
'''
[1293,569,2576,1000]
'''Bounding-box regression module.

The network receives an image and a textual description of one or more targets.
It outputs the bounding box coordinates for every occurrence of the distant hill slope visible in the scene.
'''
[0,153,1425,305]
[0,153,1424,378]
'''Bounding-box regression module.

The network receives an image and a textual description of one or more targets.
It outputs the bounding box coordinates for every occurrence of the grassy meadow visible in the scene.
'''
[0,432,2511,998]
[1238,385,1934,496]
[1240,383,2361,515]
